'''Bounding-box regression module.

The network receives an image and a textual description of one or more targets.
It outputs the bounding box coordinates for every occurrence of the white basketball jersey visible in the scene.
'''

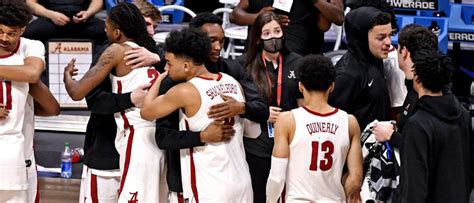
[0,53,29,190]
[179,73,253,202]
[286,107,350,202]
[16,38,45,162]
[110,41,158,130]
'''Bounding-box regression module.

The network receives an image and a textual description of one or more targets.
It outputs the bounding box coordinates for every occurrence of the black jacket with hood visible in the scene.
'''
[328,6,390,130]
[396,93,472,203]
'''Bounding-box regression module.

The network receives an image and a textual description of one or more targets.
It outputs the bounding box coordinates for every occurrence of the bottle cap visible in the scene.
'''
[65,142,70,147]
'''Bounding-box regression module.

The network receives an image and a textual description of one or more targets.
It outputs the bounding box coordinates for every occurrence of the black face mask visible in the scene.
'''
[262,36,283,53]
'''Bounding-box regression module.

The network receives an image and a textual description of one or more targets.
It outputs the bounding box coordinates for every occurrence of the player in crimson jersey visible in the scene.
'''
[266,55,363,203]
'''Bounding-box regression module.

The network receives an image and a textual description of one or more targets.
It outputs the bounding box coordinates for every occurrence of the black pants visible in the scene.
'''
[23,16,107,49]
[246,152,271,203]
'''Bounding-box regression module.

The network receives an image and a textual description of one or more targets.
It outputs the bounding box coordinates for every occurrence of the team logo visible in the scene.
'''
[288,70,296,79]
[128,191,138,203]
[368,79,374,87]
[51,42,62,54]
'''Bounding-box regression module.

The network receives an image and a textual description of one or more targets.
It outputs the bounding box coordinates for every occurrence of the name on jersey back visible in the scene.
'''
[206,83,238,100]
[306,122,339,135]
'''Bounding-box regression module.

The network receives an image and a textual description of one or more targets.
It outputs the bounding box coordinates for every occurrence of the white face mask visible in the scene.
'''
[262,36,283,53]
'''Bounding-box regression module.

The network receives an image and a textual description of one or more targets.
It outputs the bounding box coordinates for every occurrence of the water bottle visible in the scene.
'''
[60,142,72,178]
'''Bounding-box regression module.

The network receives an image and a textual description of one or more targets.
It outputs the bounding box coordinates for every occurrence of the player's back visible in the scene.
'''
[286,107,349,202]
[0,53,29,190]
[110,41,158,130]
[179,73,252,202]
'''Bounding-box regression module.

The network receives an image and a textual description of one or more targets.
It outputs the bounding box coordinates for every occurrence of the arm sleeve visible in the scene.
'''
[153,45,166,72]
[224,59,269,123]
[328,73,359,112]
[266,156,288,203]
[238,68,269,123]
[398,121,429,202]
[86,79,134,114]
[388,131,401,149]
[404,79,413,92]
[154,76,205,150]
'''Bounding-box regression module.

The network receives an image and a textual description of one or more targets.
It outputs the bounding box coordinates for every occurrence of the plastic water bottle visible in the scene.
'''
[60,142,72,178]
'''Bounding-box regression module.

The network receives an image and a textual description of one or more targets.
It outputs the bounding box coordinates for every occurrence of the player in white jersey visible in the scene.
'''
[141,29,253,203]
[0,52,30,202]
[18,37,60,203]
[63,3,167,202]
[0,2,59,202]
[111,41,166,203]
[2,37,60,203]
[266,55,363,203]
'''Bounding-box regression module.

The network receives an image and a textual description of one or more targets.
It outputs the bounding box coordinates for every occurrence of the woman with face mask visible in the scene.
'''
[243,11,303,203]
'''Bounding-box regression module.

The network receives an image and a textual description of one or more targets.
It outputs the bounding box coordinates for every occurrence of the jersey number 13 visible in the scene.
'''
[309,140,334,171]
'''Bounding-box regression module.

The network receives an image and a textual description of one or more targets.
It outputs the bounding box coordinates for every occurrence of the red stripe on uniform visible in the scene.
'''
[281,186,286,203]
[91,174,99,203]
[6,81,12,109]
[119,126,135,195]
[0,82,4,105]
[177,192,184,203]
[185,120,199,203]
[117,81,130,129]
[190,148,199,203]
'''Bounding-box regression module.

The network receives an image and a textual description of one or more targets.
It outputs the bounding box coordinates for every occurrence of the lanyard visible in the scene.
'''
[262,53,283,107]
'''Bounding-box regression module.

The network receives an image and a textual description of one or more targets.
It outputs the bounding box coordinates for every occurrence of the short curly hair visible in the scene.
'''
[0,1,32,27]
[412,49,452,93]
[398,24,439,58]
[165,28,211,65]
[297,55,336,91]
[189,12,223,29]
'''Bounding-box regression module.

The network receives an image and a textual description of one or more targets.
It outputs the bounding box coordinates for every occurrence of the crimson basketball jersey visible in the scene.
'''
[0,52,29,190]
[179,73,253,202]
[110,41,158,130]
[285,107,349,202]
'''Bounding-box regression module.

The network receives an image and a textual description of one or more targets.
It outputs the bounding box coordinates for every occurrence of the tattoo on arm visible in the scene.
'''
[82,48,115,80]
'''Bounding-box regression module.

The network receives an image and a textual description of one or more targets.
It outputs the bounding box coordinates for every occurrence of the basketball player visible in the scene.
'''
[266,55,363,202]
[0,42,29,203]
[140,28,253,202]
[0,1,60,202]
[76,1,165,202]
[64,3,166,202]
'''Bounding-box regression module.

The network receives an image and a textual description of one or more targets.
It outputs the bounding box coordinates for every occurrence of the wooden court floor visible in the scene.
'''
[38,177,80,203]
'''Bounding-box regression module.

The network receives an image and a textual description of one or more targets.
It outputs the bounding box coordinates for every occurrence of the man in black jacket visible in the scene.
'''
[153,13,268,200]
[373,24,439,148]
[396,50,471,202]
[328,6,393,131]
